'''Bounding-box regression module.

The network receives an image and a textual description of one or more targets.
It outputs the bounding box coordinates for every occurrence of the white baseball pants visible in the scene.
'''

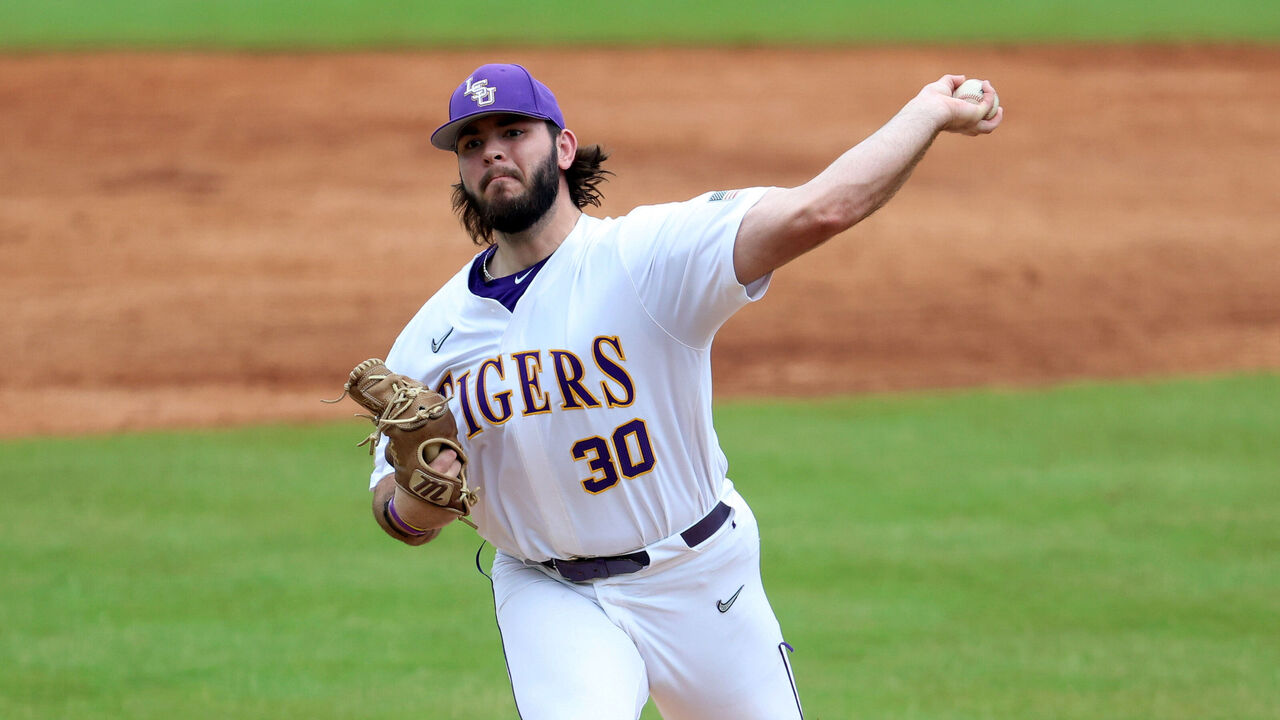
[488,489,804,720]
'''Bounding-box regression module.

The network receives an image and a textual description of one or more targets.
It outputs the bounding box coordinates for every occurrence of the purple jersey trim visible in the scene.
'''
[468,245,551,312]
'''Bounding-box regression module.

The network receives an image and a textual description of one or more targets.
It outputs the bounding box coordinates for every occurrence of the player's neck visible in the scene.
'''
[490,193,582,274]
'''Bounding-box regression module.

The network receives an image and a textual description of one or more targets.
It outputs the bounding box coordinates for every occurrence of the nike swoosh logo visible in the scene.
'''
[513,269,533,284]
[430,327,454,353]
[717,585,745,613]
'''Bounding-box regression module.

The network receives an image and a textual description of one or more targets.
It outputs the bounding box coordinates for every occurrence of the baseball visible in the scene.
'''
[953,78,999,120]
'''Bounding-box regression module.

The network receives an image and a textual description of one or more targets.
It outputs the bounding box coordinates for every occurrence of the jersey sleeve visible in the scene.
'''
[613,187,773,348]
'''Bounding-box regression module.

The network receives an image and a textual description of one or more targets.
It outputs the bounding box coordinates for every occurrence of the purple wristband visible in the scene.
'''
[386,496,430,536]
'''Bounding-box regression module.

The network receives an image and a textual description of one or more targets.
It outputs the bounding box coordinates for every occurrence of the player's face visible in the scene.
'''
[456,115,562,235]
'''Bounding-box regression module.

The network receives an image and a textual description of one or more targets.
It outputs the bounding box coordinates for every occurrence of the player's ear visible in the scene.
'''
[556,128,578,170]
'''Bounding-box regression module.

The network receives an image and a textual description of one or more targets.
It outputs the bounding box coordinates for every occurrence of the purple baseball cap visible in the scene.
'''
[430,63,565,151]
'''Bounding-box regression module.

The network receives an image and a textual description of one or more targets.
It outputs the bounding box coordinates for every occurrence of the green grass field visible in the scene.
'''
[2,373,1277,719]
[5,3,1275,717]
[1,0,1278,48]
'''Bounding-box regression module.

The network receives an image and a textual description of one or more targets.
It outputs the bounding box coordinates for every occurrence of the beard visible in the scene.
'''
[465,148,561,236]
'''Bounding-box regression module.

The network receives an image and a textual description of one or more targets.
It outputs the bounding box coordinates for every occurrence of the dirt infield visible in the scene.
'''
[2,47,1277,436]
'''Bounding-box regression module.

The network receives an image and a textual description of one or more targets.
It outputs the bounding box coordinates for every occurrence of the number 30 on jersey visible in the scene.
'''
[571,418,656,494]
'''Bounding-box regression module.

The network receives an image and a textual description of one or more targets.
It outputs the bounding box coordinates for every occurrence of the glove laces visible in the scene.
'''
[354,376,450,454]
[322,362,450,454]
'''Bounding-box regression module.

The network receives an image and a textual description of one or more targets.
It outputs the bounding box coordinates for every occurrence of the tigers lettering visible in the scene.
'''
[451,336,637,437]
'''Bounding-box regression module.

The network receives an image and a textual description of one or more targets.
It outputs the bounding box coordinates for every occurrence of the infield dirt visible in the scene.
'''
[2,47,1277,436]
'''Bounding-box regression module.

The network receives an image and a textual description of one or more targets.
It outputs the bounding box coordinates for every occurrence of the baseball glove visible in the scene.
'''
[329,358,477,528]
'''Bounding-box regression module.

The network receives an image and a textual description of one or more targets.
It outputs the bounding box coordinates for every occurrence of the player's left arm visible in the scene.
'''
[370,449,464,546]
[733,75,1002,286]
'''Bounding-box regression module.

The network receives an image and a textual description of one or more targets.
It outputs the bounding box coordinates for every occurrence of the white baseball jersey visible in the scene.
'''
[370,187,771,563]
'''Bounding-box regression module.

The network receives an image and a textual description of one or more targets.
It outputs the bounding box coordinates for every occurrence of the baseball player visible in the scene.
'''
[365,63,1001,719]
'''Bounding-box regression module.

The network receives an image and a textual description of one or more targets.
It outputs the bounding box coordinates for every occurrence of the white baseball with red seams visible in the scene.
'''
[954,77,1000,120]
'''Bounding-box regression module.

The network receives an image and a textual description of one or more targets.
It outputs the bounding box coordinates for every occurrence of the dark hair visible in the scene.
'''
[451,123,612,246]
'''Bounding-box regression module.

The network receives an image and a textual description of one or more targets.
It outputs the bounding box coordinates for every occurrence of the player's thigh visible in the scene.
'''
[491,553,649,720]
[635,503,803,720]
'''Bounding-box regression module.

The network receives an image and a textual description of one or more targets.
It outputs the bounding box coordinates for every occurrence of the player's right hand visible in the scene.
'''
[917,75,1003,136]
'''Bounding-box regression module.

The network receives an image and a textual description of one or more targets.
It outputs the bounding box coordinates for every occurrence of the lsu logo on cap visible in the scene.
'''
[464,77,497,107]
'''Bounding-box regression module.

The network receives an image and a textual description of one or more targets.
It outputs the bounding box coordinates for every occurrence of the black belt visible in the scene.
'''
[542,501,732,582]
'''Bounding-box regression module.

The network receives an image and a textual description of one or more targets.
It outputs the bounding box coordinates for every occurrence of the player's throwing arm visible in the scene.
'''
[733,75,1002,286]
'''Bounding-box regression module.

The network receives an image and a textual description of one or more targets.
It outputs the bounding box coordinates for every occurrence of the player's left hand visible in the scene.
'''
[428,447,463,479]
[915,75,1004,136]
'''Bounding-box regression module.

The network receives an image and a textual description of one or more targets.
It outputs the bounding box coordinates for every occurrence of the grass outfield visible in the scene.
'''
[1,0,1278,48]
[2,373,1277,719]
